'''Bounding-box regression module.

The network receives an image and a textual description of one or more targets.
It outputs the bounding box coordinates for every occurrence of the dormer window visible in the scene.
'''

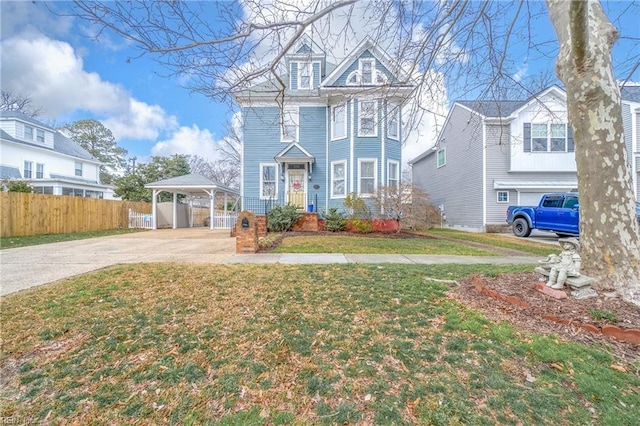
[36,129,45,143]
[299,62,311,89]
[24,125,33,140]
[346,58,388,86]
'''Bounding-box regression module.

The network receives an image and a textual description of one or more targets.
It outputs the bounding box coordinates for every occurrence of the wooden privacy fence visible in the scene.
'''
[0,192,152,237]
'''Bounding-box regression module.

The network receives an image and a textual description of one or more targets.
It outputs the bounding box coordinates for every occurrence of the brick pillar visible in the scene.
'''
[256,215,268,237]
[235,211,258,253]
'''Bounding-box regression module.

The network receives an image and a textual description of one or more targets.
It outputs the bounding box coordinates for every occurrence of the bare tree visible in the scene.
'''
[0,91,42,117]
[372,184,440,232]
[67,0,640,304]
[547,0,640,302]
[188,155,240,189]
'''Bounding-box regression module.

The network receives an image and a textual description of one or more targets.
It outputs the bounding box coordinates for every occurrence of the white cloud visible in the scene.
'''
[1,35,130,117]
[151,125,220,162]
[0,2,72,40]
[103,100,178,140]
[512,64,528,83]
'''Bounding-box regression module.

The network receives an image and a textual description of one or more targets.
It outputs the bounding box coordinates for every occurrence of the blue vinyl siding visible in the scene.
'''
[243,107,283,200]
[313,62,321,88]
[290,62,298,90]
[299,106,327,213]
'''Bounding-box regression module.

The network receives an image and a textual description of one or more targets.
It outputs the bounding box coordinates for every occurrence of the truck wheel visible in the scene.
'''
[513,218,531,237]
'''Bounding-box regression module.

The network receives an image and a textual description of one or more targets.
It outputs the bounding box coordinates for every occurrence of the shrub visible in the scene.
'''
[344,193,371,219]
[350,218,375,234]
[323,208,346,232]
[267,204,301,232]
[2,179,34,193]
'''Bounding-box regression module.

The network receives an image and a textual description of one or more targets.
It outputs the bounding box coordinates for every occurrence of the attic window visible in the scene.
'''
[36,129,45,142]
[346,58,387,86]
[24,125,34,140]
[299,62,311,89]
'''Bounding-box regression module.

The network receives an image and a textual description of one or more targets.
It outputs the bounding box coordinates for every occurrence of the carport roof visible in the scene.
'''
[145,173,239,196]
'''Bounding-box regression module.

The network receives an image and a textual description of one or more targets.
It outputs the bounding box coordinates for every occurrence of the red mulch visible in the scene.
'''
[452,272,640,364]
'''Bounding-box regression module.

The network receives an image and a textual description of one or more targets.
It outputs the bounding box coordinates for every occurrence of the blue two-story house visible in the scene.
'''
[233,36,413,214]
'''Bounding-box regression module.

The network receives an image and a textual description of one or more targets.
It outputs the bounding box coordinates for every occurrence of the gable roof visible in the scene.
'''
[0,165,22,179]
[321,37,407,87]
[456,85,566,119]
[275,142,315,163]
[145,173,239,195]
[621,85,640,103]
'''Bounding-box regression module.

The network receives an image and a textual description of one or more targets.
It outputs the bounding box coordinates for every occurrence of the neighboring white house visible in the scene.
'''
[1,111,111,198]
[409,85,640,232]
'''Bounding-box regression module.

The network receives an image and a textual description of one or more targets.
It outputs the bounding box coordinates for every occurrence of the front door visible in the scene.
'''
[287,166,306,209]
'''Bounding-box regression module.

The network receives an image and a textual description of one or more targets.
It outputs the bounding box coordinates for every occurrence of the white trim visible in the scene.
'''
[350,100,355,194]
[387,159,399,187]
[259,162,278,199]
[358,158,378,197]
[493,180,578,190]
[330,160,347,199]
[325,106,330,209]
[358,99,378,137]
[381,101,385,188]
[297,61,312,90]
[331,103,347,140]
[496,190,510,203]
[387,102,400,140]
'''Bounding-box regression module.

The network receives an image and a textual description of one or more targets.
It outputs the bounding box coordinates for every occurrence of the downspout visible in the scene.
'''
[482,121,487,231]
[326,103,329,210]
[350,99,355,194]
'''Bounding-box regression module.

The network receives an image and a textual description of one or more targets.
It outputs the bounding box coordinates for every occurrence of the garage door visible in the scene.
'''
[519,192,545,206]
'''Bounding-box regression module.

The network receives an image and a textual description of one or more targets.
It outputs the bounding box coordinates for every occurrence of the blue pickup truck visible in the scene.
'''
[506,192,640,238]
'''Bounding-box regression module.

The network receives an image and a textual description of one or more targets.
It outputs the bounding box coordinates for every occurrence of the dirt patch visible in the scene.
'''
[452,272,640,364]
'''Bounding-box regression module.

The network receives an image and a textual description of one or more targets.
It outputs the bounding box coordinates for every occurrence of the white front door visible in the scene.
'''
[286,166,306,209]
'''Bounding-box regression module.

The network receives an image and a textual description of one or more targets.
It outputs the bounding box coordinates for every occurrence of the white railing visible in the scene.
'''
[128,209,153,229]
[213,211,238,229]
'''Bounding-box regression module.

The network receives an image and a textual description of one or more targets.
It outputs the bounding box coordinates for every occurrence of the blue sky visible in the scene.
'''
[1,1,638,166]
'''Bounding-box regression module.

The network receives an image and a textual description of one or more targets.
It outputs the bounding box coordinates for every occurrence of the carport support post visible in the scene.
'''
[152,189,159,230]
[173,192,178,229]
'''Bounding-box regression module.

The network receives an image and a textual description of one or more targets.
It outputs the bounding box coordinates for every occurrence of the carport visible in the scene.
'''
[145,174,240,230]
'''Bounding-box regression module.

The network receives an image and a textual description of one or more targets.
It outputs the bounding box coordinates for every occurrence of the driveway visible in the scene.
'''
[0,229,236,296]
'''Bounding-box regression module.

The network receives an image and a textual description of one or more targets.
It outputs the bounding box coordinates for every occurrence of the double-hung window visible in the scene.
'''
[358,159,377,196]
[75,161,83,177]
[361,59,374,84]
[298,62,311,89]
[331,104,346,140]
[281,107,299,142]
[331,160,347,198]
[388,103,399,140]
[24,125,33,140]
[525,123,573,152]
[358,100,377,137]
[387,160,399,188]
[36,163,44,179]
[24,161,33,178]
[260,163,277,199]
[36,129,45,143]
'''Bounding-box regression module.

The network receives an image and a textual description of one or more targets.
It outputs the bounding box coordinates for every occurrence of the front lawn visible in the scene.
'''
[2,263,638,425]
[272,234,499,255]
[0,229,146,250]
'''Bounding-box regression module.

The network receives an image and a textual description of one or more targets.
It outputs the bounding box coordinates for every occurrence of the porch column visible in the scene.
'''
[172,192,177,229]
[152,189,158,230]
[206,189,214,230]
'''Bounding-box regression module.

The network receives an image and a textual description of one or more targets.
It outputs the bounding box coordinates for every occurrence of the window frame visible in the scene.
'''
[497,191,509,203]
[330,160,347,199]
[526,123,570,153]
[436,148,446,168]
[358,100,378,137]
[387,103,400,140]
[387,160,399,188]
[361,58,374,84]
[36,163,44,179]
[298,61,312,90]
[24,161,33,178]
[75,161,83,177]
[358,158,378,197]
[24,125,34,140]
[259,163,278,200]
[36,128,45,143]
[281,106,299,143]
[331,104,347,140]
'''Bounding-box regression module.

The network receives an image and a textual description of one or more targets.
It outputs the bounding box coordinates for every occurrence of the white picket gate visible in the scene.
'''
[213,211,238,229]
[128,209,153,229]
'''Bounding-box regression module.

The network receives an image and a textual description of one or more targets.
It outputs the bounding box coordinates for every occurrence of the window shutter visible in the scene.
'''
[523,123,531,152]
[567,125,574,152]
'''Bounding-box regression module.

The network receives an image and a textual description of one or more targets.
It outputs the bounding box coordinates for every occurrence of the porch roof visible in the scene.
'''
[274,142,315,164]
[145,173,239,196]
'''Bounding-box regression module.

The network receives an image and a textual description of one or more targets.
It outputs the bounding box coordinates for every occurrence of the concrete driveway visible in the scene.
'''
[0,229,236,296]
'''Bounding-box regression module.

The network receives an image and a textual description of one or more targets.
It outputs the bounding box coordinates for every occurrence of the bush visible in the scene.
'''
[344,193,371,219]
[350,218,375,234]
[323,208,346,232]
[267,204,301,232]
[2,179,34,193]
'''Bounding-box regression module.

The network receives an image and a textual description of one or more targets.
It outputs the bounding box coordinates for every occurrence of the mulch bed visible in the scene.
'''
[452,272,640,364]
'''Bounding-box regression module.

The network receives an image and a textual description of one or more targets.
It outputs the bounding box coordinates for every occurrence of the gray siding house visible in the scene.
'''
[409,85,640,232]
[233,36,413,214]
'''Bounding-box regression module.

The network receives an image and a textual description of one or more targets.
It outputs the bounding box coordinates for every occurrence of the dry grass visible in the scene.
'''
[1,263,638,425]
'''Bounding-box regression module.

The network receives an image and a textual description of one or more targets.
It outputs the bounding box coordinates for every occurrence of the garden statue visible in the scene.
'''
[538,238,582,289]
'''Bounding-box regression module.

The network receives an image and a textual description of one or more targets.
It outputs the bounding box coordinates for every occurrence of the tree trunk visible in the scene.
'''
[547,0,640,305]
